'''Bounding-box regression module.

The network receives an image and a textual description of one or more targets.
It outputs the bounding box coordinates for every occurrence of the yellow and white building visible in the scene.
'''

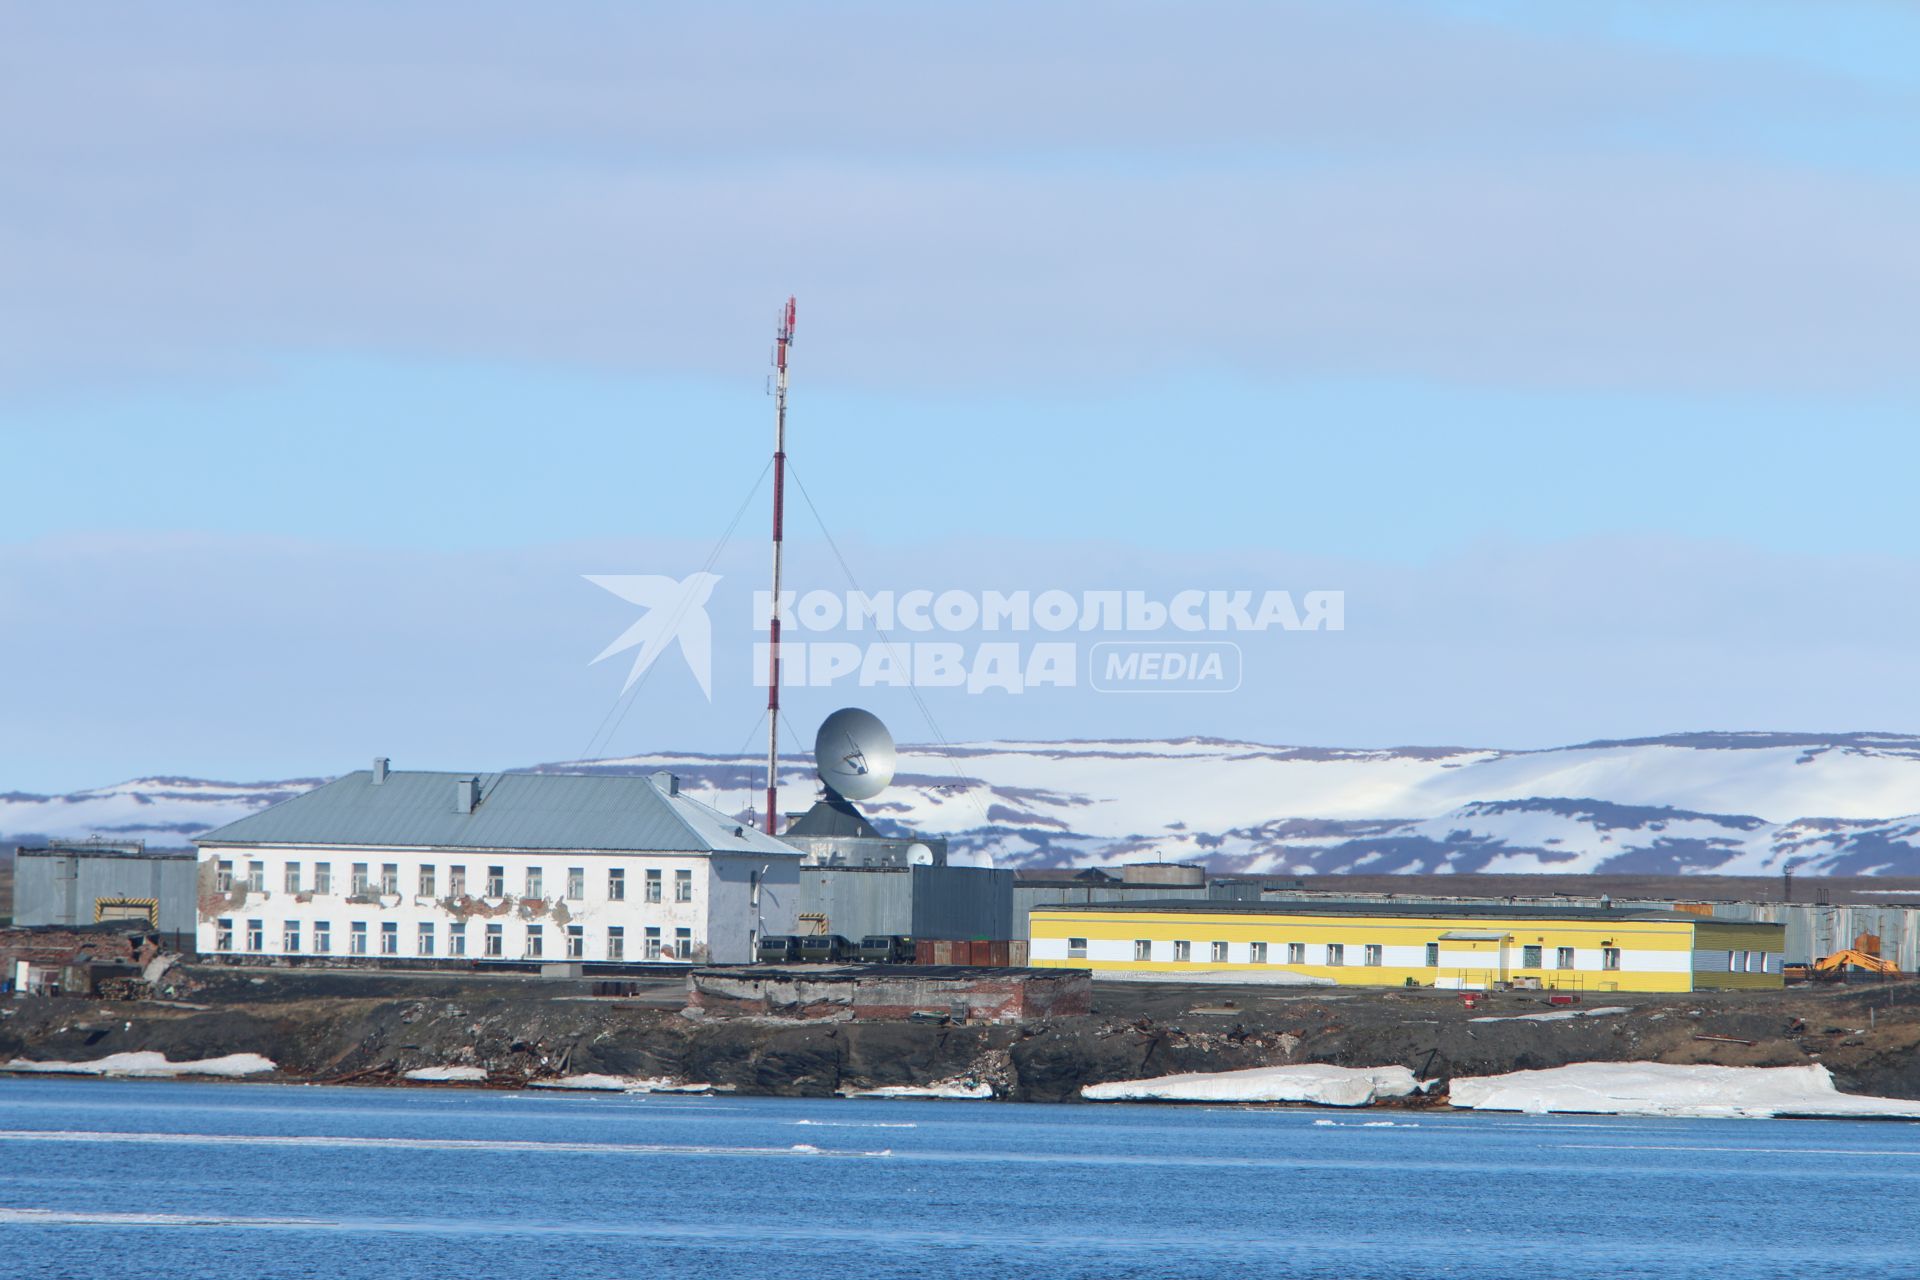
[1028,900,1785,993]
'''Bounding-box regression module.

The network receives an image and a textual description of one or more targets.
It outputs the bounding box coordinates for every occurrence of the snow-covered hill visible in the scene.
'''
[9,732,1920,876]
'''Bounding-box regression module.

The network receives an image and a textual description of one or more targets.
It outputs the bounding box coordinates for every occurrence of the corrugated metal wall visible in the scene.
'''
[1706,902,1920,970]
[795,866,1013,941]
[13,852,198,936]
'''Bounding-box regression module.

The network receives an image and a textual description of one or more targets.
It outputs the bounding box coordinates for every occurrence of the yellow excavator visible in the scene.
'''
[1812,932,1902,979]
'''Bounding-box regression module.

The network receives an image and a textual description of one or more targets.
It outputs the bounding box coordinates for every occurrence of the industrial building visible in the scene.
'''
[12,840,198,946]
[795,864,1014,943]
[1028,900,1786,993]
[192,760,801,965]
[1012,863,1259,938]
[780,790,949,867]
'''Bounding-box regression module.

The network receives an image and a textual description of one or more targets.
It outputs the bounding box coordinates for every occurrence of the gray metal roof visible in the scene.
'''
[783,794,884,840]
[194,769,803,858]
[1029,899,1751,925]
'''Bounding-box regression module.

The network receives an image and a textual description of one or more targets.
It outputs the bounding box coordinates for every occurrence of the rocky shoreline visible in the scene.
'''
[4,966,1918,1106]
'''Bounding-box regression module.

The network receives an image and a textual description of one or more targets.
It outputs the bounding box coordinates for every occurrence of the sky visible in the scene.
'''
[3,1,1919,792]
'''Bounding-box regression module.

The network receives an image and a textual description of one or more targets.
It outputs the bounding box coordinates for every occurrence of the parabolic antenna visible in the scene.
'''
[815,707,896,802]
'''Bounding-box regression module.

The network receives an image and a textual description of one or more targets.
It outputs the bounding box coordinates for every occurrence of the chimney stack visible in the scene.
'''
[454,777,478,814]
[372,757,390,785]
[651,771,680,797]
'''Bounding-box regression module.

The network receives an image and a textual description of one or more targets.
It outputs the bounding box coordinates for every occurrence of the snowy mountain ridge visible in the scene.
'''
[8,732,1920,876]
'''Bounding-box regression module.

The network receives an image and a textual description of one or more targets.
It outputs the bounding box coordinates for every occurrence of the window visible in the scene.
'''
[1250,941,1268,964]
[1173,940,1192,962]
[284,862,301,894]
[448,865,466,897]
[607,927,625,961]
[645,926,662,960]
[1425,943,1440,968]
[314,921,332,953]
[350,922,368,954]
[1741,950,1754,973]
[1522,945,1543,970]
[1134,939,1152,962]
[526,925,544,959]
[216,918,234,951]
[247,861,265,892]
[1556,947,1575,970]
[1326,944,1345,966]
[1210,941,1229,963]
[352,863,371,894]
[1068,937,1089,959]
[380,922,398,955]
[418,866,436,898]
[486,866,505,897]
[567,925,584,959]
[749,870,762,908]
[1286,943,1306,965]
[675,869,694,903]
[526,867,544,899]
[484,923,503,957]
[567,867,584,900]
[246,919,264,951]
[380,864,399,895]
[1364,944,1383,967]
[645,869,663,903]
[1602,947,1622,971]
[675,927,691,959]
[449,924,466,957]
[284,921,301,953]
[418,923,435,956]
[314,863,332,895]
[608,868,626,901]
[216,860,234,892]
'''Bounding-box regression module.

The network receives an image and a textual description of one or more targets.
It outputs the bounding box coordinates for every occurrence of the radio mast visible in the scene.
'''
[765,296,796,835]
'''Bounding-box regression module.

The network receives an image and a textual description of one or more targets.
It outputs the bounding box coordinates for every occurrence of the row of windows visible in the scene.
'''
[1068,939,1627,971]
[215,860,694,904]
[212,919,694,961]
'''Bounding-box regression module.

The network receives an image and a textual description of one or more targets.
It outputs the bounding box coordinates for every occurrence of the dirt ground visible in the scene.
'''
[3,966,1917,1103]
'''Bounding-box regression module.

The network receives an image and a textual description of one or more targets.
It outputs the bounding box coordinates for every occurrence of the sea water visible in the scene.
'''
[2,1078,1917,1279]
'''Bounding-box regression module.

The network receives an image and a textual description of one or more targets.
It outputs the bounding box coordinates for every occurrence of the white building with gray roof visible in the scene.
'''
[192,760,801,965]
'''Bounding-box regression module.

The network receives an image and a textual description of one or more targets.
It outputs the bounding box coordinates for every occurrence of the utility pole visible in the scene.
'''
[765,297,796,835]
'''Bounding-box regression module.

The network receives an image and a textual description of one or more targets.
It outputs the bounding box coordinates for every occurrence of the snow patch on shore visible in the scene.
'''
[402,1066,488,1083]
[1083,1064,1420,1107]
[528,1075,719,1094]
[4,1052,274,1078]
[1449,1063,1920,1119]
[1469,1006,1633,1024]
[841,1079,994,1100]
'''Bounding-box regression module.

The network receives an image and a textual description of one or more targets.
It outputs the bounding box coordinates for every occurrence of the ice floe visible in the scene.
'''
[1448,1063,1920,1119]
[4,1052,275,1078]
[1082,1064,1420,1107]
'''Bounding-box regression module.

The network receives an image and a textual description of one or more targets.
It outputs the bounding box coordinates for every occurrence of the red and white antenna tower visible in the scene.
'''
[764,296,796,834]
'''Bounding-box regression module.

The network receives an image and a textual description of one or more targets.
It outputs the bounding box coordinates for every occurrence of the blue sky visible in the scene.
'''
[3,1,1918,791]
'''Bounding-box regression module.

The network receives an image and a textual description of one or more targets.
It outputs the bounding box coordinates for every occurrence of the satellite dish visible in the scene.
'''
[815,707,895,802]
[907,843,935,867]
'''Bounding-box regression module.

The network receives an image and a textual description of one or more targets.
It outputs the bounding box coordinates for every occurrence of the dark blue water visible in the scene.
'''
[3,1079,1918,1279]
